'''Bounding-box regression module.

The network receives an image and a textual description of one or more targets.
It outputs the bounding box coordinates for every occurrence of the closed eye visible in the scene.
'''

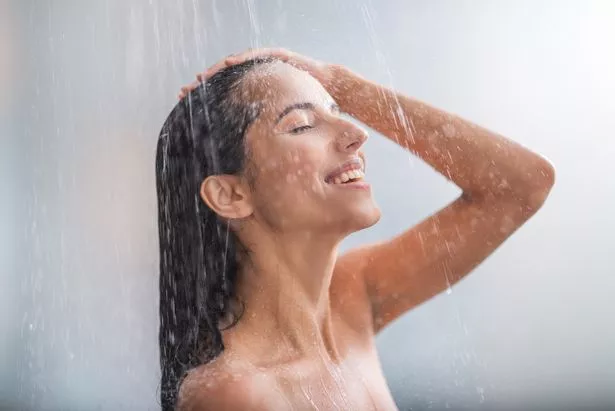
[290,125,313,134]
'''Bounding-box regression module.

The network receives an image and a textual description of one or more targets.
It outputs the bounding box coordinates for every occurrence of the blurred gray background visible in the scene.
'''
[2,0,614,410]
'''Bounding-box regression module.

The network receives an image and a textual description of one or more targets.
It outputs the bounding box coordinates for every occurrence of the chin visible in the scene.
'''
[361,206,382,228]
[345,203,382,233]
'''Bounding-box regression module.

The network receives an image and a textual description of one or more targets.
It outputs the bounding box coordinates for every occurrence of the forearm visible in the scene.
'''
[327,65,555,208]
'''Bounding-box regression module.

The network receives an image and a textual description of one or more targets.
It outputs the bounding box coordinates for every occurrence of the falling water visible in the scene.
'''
[4,1,615,410]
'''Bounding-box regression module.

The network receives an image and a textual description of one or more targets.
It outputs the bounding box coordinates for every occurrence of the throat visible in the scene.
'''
[224,300,344,366]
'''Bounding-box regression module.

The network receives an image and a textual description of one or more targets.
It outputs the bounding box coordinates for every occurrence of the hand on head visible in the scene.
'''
[177,48,331,100]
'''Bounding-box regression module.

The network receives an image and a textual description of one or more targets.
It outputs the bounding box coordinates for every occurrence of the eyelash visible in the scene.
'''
[290,125,313,134]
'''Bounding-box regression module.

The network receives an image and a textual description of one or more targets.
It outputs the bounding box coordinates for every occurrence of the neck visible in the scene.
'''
[226,227,344,364]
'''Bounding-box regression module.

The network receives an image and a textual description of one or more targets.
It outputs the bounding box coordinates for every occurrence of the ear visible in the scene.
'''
[199,175,253,219]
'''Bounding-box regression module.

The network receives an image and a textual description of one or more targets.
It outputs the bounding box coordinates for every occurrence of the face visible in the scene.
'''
[240,62,381,235]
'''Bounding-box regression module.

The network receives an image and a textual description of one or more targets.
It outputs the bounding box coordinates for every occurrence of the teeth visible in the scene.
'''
[330,169,365,184]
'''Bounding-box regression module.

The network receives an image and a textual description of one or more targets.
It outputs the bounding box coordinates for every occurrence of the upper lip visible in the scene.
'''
[325,157,365,183]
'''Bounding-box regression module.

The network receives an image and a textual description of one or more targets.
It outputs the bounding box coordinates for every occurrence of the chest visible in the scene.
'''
[260,347,398,411]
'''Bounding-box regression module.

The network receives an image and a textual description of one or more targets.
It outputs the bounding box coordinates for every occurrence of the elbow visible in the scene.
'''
[523,156,556,213]
[464,156,556,215]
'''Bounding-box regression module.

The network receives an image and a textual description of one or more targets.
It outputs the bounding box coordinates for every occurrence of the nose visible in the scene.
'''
[335,119,368,153]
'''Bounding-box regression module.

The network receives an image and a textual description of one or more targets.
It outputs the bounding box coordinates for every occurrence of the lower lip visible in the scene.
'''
[327,181,371,190]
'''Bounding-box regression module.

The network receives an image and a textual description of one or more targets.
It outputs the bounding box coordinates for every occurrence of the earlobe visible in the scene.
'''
[199,175,253,219]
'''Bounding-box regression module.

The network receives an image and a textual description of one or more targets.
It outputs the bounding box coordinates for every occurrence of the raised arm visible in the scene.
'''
[328,64,554,332]
[181,49,555,334]
[327,65,554,204]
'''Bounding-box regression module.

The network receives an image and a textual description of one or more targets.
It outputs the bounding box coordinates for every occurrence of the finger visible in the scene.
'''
[203,60,228,79]
[198,47,291,83]
[225,48,273,64]
[268,47,292,58]
[181,80,200,94]
[255,47,292,61]
[224,53,250,64]
[195,61,227,83]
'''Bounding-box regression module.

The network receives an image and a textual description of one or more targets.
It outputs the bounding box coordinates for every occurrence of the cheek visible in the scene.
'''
[256,148,326,202]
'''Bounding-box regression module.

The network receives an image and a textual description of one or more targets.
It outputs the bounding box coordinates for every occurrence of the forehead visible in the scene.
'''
[246,62,334,118]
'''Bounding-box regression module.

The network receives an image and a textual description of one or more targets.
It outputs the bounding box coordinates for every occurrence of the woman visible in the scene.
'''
[156,48,554,411]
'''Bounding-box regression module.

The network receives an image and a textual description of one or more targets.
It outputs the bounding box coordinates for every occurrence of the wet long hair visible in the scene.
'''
[155,58,273,411]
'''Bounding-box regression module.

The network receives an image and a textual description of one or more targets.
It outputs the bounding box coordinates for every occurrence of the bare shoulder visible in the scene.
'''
[177,360,271,411]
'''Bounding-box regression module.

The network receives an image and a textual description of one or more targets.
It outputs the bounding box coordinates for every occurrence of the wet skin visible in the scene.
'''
[177,50,555,410]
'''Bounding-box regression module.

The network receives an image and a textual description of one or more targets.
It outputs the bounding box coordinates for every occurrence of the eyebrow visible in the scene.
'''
[275,101,340,125]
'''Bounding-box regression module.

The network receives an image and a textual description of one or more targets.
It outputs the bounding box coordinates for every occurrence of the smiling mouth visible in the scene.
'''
[326,169,366,185]
[325,158,366,185]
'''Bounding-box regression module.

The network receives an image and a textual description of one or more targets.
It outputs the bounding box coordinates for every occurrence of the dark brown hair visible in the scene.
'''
[155,58,274,411]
